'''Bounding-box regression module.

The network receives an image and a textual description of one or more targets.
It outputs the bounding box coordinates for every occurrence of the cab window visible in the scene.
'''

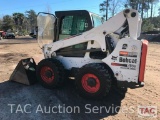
[59,15,87,40]
[57,15,88,57]
[92,14,102,27]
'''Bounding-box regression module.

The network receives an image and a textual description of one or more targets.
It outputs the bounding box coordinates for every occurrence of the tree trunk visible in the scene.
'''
[136,0,138,10]
[106,0,109,20]
[147,0,149,17]
[141,0,144,19]
[150,2,153,18]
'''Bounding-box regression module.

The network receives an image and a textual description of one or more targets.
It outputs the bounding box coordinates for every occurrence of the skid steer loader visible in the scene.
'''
[35,9,148,99]
[11,9,148,99]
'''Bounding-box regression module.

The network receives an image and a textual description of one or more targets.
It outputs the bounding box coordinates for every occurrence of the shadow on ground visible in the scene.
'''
[0,80,127,120]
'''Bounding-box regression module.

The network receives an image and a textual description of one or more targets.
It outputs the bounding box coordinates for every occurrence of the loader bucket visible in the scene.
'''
[9,58,37,85]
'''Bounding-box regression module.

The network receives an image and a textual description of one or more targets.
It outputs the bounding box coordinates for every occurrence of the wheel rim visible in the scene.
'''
[81,73,100,93]
[40,66,54,83]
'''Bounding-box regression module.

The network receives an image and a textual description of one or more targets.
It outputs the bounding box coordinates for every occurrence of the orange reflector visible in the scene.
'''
[139,40,148,82]
[119,51,128,56]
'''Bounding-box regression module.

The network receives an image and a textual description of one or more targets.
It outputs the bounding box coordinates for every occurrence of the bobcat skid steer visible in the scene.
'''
[35,9,148,99]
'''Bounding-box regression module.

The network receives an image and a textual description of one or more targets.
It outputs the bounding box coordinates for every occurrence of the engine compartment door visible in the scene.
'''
[37,12,56,48]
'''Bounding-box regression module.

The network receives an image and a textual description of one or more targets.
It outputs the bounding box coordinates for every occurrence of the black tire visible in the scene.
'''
[36,58,66,89]
[100,63,117,87]
[75,63,112,99]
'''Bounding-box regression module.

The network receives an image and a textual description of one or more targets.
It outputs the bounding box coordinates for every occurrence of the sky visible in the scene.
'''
[0,0,101,17]
[0,0,159,18]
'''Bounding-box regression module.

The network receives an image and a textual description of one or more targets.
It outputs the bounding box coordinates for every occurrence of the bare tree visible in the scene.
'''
[99,0,123,20]
[150,0,159,18]
[45,4,52,13]
[109,0,123,17]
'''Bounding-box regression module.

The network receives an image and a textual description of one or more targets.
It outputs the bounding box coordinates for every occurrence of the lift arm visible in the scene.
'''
[42,9,141,58]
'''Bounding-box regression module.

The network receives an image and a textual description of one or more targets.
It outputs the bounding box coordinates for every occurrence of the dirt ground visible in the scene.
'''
[0,36,159,120]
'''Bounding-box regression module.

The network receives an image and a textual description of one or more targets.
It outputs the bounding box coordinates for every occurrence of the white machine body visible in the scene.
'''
[37,9,147,84]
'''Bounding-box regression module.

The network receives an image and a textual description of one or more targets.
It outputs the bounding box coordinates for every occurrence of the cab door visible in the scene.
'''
[37,12,57,48]
[59,15,88,40]
[55,10,92,57]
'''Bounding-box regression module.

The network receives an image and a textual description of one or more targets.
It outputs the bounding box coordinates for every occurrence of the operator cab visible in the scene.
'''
[55,10,102,40]
[37,10,103,57]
